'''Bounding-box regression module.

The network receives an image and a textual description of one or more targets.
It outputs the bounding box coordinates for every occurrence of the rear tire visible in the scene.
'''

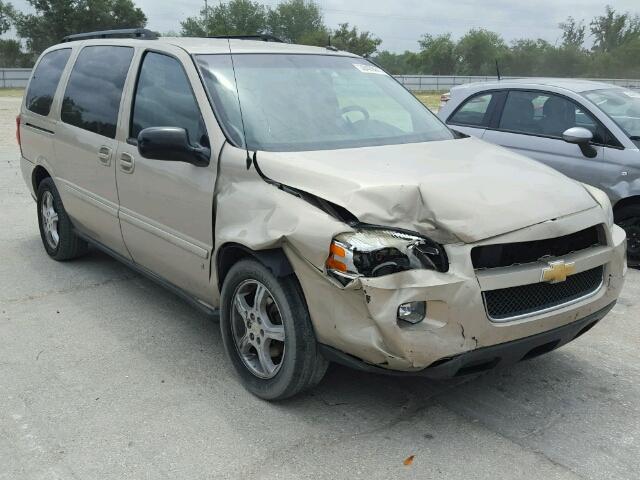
[220,259,328,400]
[615,204,640,267]
[36,177,88,261]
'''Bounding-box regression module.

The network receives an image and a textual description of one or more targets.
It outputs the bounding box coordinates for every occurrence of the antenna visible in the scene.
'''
[218,0,253,169]
[495,59,502,81]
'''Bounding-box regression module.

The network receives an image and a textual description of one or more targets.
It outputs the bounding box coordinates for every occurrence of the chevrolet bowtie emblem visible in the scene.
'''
[541,260,577,284]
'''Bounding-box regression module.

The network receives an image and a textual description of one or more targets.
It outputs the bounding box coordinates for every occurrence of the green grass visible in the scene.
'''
[414,91,445,112]
[0,88,24,97]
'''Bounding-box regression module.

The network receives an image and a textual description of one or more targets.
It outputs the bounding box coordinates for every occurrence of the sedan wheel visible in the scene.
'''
[619,217,640,264]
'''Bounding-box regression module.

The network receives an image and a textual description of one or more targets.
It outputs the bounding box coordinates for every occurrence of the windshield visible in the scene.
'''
[196,54,453,152]
[583,88,640,144]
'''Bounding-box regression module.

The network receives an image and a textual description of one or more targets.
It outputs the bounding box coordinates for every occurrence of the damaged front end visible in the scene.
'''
[215,142,626,376]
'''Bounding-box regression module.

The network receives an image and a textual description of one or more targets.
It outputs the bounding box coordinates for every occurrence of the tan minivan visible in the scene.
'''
[18,29,627,400]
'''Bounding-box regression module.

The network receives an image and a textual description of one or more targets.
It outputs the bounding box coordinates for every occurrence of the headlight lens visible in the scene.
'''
[326,228,449,281]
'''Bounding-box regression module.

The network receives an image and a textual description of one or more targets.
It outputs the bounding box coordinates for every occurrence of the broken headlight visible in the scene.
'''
[326,228,449,281]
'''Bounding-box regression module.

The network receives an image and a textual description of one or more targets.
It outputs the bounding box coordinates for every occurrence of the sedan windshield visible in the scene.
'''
[196,54,453,151]
[583,88,640,143]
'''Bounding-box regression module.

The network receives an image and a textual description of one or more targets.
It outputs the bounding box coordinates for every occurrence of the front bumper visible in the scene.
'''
[319,301,615,378]
[286,208,627,372]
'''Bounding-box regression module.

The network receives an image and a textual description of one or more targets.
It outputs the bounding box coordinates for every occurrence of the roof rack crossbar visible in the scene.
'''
[62,28,159,43]
[208,34,285,43]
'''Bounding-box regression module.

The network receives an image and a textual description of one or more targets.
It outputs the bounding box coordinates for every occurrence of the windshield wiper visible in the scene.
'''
[630,136,640,140]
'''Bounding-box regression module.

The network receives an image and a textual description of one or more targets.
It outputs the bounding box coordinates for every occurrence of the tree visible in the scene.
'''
[0,39,31,67]
[330,23,381,57]
[14,0,147,56]
[591,5,640,53]
[0,0,29,67]
[559,16,586,49]
[501,39,551,76]
[414,33,457,74]
[372,50,418,75]
[266,0,327,44]
[181,0,267,37]
[0,0,15,35]
[455,29,506,75]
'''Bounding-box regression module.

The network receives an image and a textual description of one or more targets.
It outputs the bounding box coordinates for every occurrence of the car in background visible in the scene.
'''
[438,79,640,265]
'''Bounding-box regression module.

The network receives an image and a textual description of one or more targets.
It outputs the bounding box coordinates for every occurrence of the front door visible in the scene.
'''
[115,49,217,302]
[483,90,607,185]
[53,45,134,257]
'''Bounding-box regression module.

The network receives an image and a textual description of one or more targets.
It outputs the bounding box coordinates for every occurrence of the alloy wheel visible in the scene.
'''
[41,191,59,250]
[230,280,286,379]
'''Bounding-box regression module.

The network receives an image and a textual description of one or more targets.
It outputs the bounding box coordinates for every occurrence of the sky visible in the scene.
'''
[8,0,640,52]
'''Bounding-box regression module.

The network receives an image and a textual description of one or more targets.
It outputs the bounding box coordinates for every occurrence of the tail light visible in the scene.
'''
[16,115,22,150]
[440,93,450,104]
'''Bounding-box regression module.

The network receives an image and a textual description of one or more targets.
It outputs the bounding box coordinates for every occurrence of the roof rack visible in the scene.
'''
[62,28,159,43]
[208,34,285,43]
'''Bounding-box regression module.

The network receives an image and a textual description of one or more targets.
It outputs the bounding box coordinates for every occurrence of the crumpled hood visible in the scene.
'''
[256,137,597,243]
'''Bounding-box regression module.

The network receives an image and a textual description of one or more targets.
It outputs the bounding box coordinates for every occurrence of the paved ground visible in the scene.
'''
[1,94,639,480]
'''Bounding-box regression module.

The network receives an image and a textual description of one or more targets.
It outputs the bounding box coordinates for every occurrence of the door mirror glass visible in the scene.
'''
[562,127,593,145]
[137,127,210,167]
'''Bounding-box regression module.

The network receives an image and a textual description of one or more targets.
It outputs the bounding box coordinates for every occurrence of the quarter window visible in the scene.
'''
[61,46,133,139]
[131,52,207,146]
[499,91,601,141]
[449,93,494,127]
[26,49,71,116]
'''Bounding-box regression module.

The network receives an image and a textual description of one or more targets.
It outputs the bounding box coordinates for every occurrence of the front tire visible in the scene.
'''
[220,259,328,400]
[615,204,640,267]
[36,178,88,261]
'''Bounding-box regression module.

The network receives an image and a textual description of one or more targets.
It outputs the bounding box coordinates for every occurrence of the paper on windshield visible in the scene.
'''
[353,63,387,75]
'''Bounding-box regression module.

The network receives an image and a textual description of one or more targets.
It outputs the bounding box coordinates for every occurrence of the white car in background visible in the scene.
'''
[438,79,640,265]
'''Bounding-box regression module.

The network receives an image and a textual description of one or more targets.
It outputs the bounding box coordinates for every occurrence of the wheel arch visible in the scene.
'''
[613,195,640,220]
[216,243,295,291]
[32,165,51,193]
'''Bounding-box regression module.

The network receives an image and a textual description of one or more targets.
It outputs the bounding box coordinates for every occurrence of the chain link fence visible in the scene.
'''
[2,68,640,92]
[0,69,32,88]
[394,75,640,92]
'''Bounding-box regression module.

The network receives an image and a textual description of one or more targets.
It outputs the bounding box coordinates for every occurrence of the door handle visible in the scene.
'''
[120,152,135,174]
[98,146,112,166]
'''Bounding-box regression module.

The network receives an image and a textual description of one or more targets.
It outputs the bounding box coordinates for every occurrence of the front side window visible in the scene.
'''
[499,91,600,141]
[583,88,640,146]
[61,46,134,138]
[26,49,71,116]
[196,54,454,152]
[449,93,494,127]
[130,52,207,146]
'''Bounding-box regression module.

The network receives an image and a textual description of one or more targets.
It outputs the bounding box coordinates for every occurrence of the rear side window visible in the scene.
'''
[61,46,134,139]
[449,93,494,127]
[131,52,207,145]
[26,49,71,116]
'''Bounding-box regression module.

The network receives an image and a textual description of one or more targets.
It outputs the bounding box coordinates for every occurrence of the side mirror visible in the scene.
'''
[562,127,597,158]
[137,127,210,167]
